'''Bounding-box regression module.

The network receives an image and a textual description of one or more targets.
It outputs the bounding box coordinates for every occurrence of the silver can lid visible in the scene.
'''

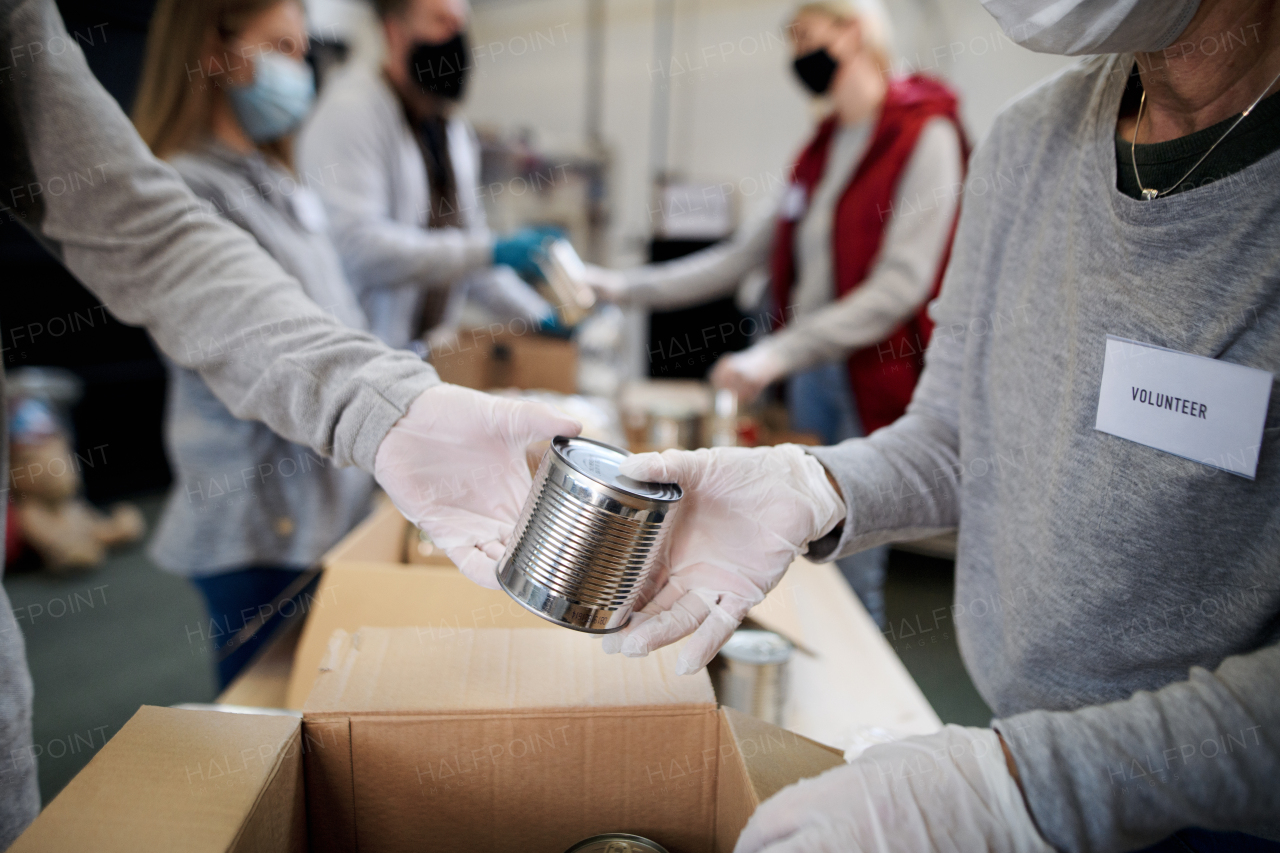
[564,834,670,853]
[553,437,682,503]
[719,629,793,665]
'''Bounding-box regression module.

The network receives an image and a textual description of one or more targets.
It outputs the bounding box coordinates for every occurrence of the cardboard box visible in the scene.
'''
[430,327,577,394]
[10,706,306,853]
[14,629,844,853]
[301,627,847,853]
[282,498,554,708]
[283,500,943,753]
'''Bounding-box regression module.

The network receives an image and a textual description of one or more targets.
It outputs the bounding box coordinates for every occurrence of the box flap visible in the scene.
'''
[284,564,556,708]
[723,707,843,803]
[11,706,304,853]
[319,494,405,565]
[713,706,844,852]
[305,627,715,715]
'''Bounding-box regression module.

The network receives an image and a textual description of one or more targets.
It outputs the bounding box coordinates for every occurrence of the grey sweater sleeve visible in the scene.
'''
[995,643,1280,852]
[2,0,439,472]
[619,208,776,310]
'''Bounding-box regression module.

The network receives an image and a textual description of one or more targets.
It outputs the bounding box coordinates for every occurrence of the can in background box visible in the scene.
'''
[497,437,681,634]
[714,630,793,725]
[564,834,670,853]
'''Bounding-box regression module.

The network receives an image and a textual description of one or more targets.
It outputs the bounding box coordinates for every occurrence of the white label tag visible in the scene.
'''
[779,183,807,221]
[1095,335,1273,479]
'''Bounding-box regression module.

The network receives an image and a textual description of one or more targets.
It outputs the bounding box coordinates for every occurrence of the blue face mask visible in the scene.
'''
[226,51,315,143]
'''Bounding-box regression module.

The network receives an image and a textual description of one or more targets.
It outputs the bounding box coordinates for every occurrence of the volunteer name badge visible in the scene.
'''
[1095,336,1274,479]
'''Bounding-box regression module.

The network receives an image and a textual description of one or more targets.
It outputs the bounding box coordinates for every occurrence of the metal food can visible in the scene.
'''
[714,630,793,725]
[537,238,597,326]
[564,834,670,853]
[497,437,681,634]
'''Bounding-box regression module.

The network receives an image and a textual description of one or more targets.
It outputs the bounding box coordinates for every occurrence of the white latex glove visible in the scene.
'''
[579,263,631,303]
[601,445,845,674]
[710,343,788,405]
[735,726,1053,853]
[374,384,582,589]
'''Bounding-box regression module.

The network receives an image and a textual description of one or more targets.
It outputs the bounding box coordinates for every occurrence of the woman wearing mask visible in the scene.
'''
[132,0,375,687]
[591,0,966,627]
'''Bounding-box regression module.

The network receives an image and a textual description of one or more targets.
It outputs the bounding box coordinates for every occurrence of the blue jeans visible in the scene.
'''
[191,566,310,689]
[787,363,889,628]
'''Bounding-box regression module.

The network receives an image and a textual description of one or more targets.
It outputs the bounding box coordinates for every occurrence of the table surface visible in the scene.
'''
[749,557,942,754]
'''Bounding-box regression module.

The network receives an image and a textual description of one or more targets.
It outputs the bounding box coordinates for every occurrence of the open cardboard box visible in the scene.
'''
[279,501,940,753]
[14,628,844,853]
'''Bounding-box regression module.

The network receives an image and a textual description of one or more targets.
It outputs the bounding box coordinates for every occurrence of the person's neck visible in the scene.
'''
[830,55,886,126]
[210,94,257,155]
[1118,0,1280,143]
[383,59,447,123]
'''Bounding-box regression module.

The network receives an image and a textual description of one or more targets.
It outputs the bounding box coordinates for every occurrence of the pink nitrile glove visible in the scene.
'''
[734,726,1052,853]
[601,445,845,674]
[374,384,581,589]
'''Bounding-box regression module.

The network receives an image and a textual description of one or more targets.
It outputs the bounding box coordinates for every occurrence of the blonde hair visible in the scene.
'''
[791,0,894,72]
[132,0,295,163]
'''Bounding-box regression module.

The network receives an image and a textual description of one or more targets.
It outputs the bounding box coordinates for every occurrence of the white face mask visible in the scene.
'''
[981,0,1201,55]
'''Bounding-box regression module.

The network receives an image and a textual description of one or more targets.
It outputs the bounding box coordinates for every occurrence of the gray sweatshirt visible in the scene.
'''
[808,54,1279,851]
[149,144,376,576]
[0,0,438,841]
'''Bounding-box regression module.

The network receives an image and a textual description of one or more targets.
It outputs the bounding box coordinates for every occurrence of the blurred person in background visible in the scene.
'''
[588,0,967,628]
[297,0,557,352]
[1,0,579,840]
[131,0,376,687]
[602,0,1280,849]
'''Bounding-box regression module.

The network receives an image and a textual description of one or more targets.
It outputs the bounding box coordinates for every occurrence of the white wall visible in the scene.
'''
[461,0,1074,265]
[309,0,1075,264]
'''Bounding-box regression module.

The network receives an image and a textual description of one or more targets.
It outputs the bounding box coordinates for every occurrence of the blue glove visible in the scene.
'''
[493,227,558,278]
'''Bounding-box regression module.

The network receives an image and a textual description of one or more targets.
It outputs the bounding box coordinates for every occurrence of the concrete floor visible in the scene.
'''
[4,495,217,805]
[5,495,990,806]
[882,549,994,727]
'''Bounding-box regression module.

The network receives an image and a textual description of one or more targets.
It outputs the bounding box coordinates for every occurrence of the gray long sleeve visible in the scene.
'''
[2,0,439,471]
[996,644,1280,851]
[619,208,776,310]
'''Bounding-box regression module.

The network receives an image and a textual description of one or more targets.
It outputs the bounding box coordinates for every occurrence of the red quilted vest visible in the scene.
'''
[771,75,968,434]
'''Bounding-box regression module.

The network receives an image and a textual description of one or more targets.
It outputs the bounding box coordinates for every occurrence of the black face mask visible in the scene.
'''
[408,31,470,101]
[792,47,838,95]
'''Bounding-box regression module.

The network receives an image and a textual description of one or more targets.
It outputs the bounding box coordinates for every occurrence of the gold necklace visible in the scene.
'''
[1132,65,1280,200]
